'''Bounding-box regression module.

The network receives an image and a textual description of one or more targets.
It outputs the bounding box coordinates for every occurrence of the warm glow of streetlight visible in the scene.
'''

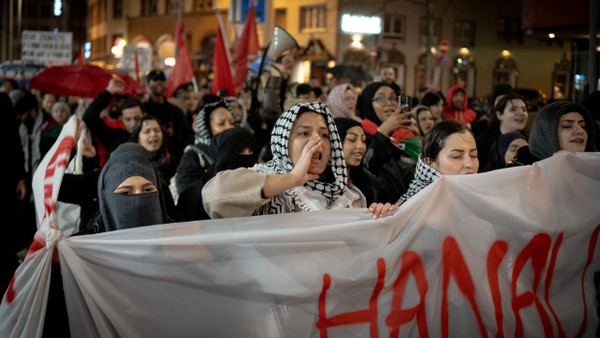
[351,35,363,49]
[548,33,555,39]
[501,49,511,57]
[459,47,470,55]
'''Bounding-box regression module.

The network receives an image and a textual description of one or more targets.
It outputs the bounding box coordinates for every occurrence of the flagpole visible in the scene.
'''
[214,6,235,77]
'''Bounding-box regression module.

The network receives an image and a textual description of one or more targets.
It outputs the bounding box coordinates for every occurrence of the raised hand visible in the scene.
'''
[106,77,126,95]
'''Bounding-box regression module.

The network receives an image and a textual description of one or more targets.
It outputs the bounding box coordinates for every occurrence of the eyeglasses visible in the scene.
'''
[372,96,398,105]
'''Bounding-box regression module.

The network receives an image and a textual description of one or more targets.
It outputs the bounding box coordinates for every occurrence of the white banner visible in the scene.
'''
[1,124,600,336]
[21,30,73,66]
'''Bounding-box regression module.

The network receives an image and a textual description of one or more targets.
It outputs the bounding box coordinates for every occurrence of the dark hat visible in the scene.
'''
[147,69,166,81]
[296,83,314,97]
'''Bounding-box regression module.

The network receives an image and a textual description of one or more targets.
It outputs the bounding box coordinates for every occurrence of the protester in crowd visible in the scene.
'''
[14,93,54,252]
[202,102,397,219]
[83,78,143,155]
[327,83,361,121]
[379,65,401,93]
[396,120,478,206]
[358,82,419,203]
[511,101,596,165]
[334,117,389,205]
[177,127,258,221]
[420,92,445,124]
[174,100,236,195]
[260,47,298,130]
[580,91,600,151]
[1,79,18,93]
[131,115,177,182]
[413,105,436,139]
[296,83,317,102]
[51,101,71,125]
[443,85,476,125]
[78,143,170,234]
[471,84,513,138]
[40,92,57,117]
[143,69,194,165]
[0,93,26,293]
[476,93,528,171]
[224,96,254,133]
[484,132,528,171]
[172,82,198,128]
[9,88,25,106]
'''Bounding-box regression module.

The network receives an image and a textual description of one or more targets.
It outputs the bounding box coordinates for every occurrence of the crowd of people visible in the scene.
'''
[1,51,599,307]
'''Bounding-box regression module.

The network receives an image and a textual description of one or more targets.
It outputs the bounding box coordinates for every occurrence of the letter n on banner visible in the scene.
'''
[442,237,487,338]
[316,258,386,338]
[386,251,429,338]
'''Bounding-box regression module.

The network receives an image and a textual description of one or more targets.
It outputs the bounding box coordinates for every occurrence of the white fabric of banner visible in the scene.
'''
[1,115,599,337]
[58,152,600,337]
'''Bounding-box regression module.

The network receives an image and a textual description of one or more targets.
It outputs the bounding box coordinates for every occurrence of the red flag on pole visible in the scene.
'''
[74,47,85,64]
[231,2,259,93]
[211,8,235,96]
[165,3,194,98]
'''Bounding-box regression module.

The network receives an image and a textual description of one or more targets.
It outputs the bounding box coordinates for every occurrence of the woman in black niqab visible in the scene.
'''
[88,143,169,233]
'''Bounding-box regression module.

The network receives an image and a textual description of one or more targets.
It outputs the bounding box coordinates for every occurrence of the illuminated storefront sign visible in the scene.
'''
[341,14,381,34]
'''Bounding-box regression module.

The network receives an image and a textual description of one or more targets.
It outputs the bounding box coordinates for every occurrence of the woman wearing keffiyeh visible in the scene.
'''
[396,120,479,206]
[202,102,397,219]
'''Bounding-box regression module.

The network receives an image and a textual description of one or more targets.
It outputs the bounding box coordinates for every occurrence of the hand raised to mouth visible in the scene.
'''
[291,135,325,184]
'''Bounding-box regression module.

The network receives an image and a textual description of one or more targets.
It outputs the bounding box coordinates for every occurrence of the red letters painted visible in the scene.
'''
[487,241,508,338]
[316,258,386,338]
[386,251,429,338]
[544,233,565,338]
[511,233,553,338]
[441,236,487,338]
[575,224,600,338]
[42,135,74,219]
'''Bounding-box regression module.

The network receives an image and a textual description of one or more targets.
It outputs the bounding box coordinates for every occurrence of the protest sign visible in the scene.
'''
[21,30,73,67]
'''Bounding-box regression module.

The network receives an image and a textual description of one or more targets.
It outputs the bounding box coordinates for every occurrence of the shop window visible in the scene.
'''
[419,17,441,45]
[453,20,475,47]
[113,0,123,19]
[300,5,326,33]
[383,14,406,41]
[497,18,522,44]
[142,0,158,16]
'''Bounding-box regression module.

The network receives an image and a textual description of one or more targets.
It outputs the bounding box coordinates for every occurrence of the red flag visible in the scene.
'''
[211,18,235,96]
[165,4,194,97]
[74,47,85,64]
[231,3,259,93]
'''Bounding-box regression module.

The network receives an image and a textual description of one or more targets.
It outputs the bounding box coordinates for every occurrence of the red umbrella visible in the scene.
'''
[30,64,145,98]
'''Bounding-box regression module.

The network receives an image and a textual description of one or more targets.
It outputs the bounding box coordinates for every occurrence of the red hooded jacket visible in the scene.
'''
[443,85,477,125]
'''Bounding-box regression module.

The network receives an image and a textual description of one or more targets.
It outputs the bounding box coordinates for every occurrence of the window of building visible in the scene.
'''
[113,0,122,19]
[382,14,406,41]
[166,0,180,14]
[419,17,441,45]
[142,0,158,16]
[275,8,287,30]
[194,0,214,12]
[453,20,476,47]
[497,18,522,44]
[300,5,326,33]
[41,4,52,18]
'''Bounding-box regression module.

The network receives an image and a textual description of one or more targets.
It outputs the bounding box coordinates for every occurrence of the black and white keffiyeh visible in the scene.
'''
[251,102,364,214]
[395,155,441,206]
[194,100,235,146]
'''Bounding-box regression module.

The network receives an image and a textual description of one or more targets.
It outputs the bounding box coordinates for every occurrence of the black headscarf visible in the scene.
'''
[358,82,399,126]
[529,101,596,160]
[204,127,258,184]
[177,128,258,221]
[489,131,528,167]
[97,143,168,232]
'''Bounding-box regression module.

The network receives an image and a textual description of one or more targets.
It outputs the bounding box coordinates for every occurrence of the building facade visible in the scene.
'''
[83,0,590,101]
